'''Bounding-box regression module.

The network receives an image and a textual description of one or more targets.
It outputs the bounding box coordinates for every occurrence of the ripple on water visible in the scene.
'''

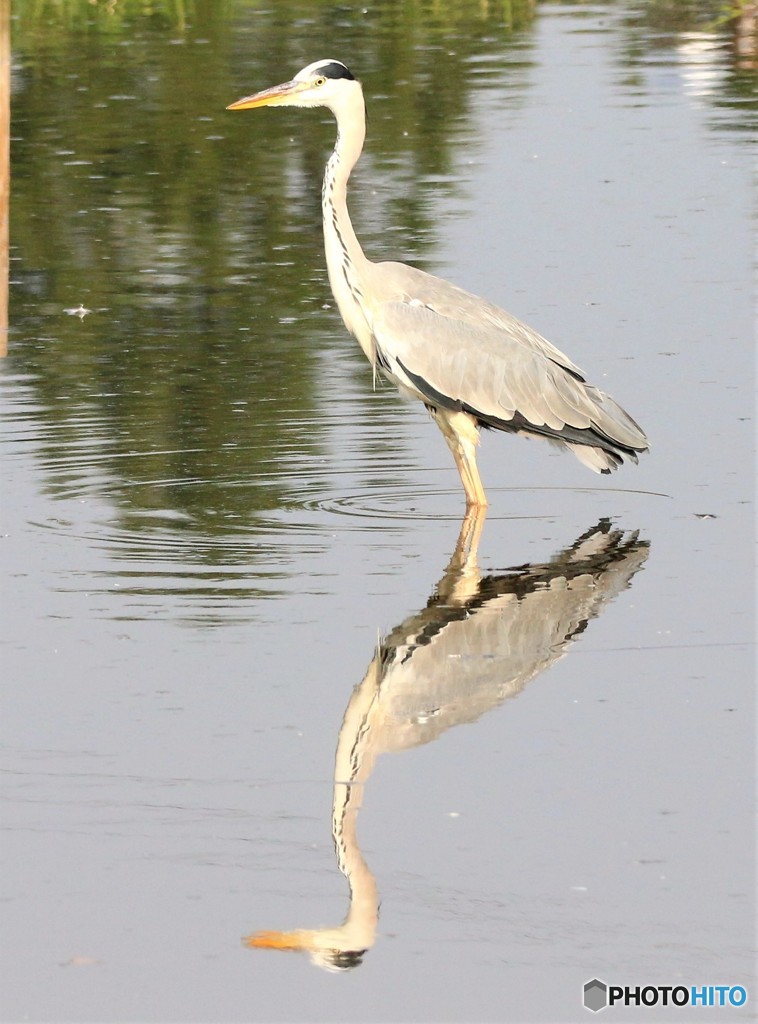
[4,375,668,622]
[299,482,670,522]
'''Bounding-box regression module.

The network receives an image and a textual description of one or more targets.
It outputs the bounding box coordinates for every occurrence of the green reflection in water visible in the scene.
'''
[8,0,751,550]
[9,0,538,540]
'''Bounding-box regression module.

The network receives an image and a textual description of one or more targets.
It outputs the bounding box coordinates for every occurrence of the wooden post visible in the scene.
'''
[0,0,9,357]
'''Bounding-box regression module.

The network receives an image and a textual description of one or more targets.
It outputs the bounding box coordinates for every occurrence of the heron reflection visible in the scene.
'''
[244,512,649,971]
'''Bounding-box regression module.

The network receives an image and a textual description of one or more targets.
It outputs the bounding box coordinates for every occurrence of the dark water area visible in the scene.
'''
[1,2,755,1021]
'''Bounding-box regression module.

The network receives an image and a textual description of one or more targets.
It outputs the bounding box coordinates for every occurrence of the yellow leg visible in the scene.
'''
[432,408,488,508]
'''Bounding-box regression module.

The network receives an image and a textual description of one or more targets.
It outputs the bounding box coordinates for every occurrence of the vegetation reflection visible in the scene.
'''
[8,0,751,536]
[244,514,649,971]
[10,0,538,530]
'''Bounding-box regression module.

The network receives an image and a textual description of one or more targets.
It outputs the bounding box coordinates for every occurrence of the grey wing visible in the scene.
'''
[375,260,587,378]
[371,297,647,454]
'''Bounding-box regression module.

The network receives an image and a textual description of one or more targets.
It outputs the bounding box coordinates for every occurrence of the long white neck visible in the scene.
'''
[322,88,375,361]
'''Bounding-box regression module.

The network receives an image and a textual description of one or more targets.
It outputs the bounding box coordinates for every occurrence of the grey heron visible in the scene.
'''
[228,59,649,507]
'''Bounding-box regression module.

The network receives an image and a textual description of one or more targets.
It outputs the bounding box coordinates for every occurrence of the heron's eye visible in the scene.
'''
[314,76,327,87]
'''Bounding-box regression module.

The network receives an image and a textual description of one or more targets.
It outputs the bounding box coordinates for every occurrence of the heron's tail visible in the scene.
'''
[567,388,649,474]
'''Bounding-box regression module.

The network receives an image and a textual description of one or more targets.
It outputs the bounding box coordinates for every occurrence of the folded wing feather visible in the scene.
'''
[372,300,628,440]
[364,262,647,457]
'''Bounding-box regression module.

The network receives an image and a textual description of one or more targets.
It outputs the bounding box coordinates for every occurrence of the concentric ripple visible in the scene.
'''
[299,482,671,522]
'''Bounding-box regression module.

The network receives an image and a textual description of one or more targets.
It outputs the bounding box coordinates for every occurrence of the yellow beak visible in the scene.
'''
[227,80,306,110]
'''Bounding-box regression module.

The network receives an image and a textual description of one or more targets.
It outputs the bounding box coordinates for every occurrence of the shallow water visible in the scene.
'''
[2,2,755,1021]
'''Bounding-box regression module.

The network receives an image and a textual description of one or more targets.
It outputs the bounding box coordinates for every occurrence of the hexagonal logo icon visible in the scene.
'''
[583,978,608,1013]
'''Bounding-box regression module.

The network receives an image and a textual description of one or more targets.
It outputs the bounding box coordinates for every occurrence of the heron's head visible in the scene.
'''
[227,59,359,113]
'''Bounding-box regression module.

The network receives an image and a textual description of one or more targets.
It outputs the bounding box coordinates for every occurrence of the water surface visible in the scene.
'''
[2,2,754,1021]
